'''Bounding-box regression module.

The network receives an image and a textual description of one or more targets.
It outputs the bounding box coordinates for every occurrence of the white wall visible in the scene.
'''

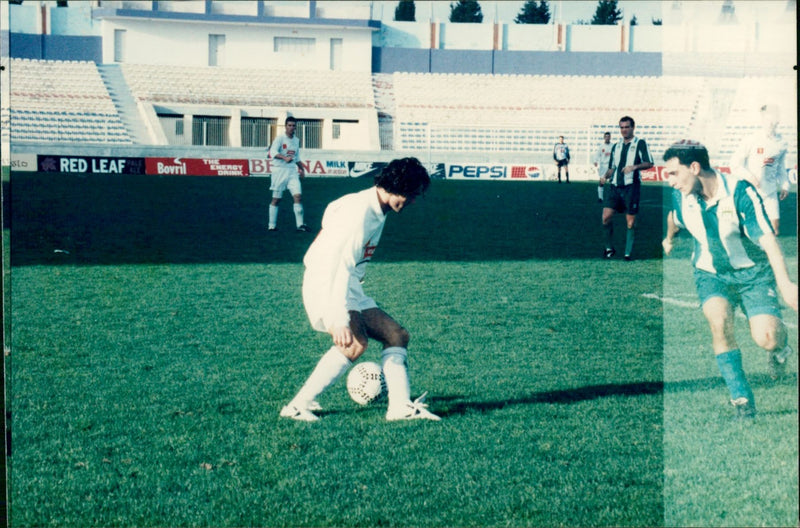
[504,24,557,51]
[439,22,495,51]
[568,25,621,52]
[100,19,375,71]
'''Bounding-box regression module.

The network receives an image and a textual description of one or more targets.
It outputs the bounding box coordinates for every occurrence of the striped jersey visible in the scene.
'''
[671,170,774,274]
[608,136,652,186]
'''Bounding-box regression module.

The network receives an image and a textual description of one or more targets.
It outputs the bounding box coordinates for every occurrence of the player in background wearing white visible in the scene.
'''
[280,157,440,422]
[730,104,790,235]
[594,132,613,202]
[268,116,309,232]
[661,141,796,419]
[601,116,653,260]
[553,135,570,183]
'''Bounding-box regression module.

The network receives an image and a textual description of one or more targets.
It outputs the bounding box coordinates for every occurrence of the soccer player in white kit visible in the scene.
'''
[594,132,612,202]
[730,104,790,235]
[280,157,440,422]
[268,116,309,232]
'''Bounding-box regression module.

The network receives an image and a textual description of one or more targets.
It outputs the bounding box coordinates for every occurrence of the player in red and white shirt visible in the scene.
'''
[730,104,790,235]
[268,116,309,232]
[593,131,613,202]
[280,158,440,422]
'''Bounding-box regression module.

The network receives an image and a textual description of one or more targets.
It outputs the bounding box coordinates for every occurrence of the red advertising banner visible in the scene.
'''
[146,158,249,176]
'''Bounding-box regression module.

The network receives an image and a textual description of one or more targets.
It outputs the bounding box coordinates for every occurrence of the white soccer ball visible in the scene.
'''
[346,361,386,405]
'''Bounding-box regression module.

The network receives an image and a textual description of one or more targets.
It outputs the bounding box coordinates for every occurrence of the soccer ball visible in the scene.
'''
[346,361,386,405]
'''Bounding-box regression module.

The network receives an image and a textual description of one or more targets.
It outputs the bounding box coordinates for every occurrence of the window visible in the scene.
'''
[241,117,277,147]
[296,119,322,149]
[192,116,230,147]
[332,119,358,140]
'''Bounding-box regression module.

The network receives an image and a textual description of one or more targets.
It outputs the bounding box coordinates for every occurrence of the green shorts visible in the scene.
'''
[694,264,782,319]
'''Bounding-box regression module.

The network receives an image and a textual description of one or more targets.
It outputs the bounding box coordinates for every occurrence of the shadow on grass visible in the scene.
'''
[6,174,711,266]
[431,373,797,417]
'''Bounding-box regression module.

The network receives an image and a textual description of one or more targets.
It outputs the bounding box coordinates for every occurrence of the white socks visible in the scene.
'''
[269,203,304,228]
[291,347,352,408]
[293,203,305,227]
[268,204,278,229]
[382,347,411,409]
[291,346,412,412]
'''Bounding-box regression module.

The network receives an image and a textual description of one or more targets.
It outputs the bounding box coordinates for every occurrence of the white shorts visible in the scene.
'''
[759,192,780,221]
[270,167,302,198]
[302,272,378,333]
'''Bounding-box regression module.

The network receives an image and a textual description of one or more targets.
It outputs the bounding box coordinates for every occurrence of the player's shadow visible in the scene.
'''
[434,374,797,417]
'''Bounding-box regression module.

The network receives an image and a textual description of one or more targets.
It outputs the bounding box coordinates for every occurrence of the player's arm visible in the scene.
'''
[624,141,654,173]
[776,151,789,200]
[730,139,758,186]
[758,232,798,311]
[662,210,680,255]
[325,211,369,346]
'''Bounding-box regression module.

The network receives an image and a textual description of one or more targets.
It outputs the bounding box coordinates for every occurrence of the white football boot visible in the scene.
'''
[279,402,320,422]
[386,392,441,421]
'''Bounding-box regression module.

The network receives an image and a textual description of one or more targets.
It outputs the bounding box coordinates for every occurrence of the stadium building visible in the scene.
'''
[0,0,796,181]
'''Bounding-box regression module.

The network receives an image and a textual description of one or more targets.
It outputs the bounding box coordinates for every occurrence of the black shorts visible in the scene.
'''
[556,159,569,168]
[603,184,640,215]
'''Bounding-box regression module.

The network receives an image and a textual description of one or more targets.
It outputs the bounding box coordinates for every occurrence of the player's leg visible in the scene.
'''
[702,296,756,418]
[268,173,286,230]
[287,176,309,231]
[696,268,756,419]
[623,185,640,260]
[360,308,440,421]
[624,213,636,260]
[602,204,616,258]
[739,268,793,379]
[750,314,792,380]
[564,163,569,183]
[280,311,369,421]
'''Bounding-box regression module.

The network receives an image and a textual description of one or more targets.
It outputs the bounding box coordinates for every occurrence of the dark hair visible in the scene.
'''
[604,131,611,136]
[662,140,711,171]
[285,116,297,125]
[374,157,430,196]
[619,116,635,128]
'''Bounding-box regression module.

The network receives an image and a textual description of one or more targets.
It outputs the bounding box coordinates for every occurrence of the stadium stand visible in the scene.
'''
[119,64,375,109]
[716,75,798,164]
[4,58,795,167]
[8,58,130,144]
[390,72,702,160]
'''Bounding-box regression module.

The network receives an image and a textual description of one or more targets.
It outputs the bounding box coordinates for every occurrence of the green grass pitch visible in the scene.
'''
[6,172,798,527]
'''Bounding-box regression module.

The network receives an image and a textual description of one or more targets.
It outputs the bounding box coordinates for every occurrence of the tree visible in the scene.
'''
[652,18,663,25]
[449,0,483,23]
[591,0,623,25]
[394,0,416,22]
[514,0,551,24]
